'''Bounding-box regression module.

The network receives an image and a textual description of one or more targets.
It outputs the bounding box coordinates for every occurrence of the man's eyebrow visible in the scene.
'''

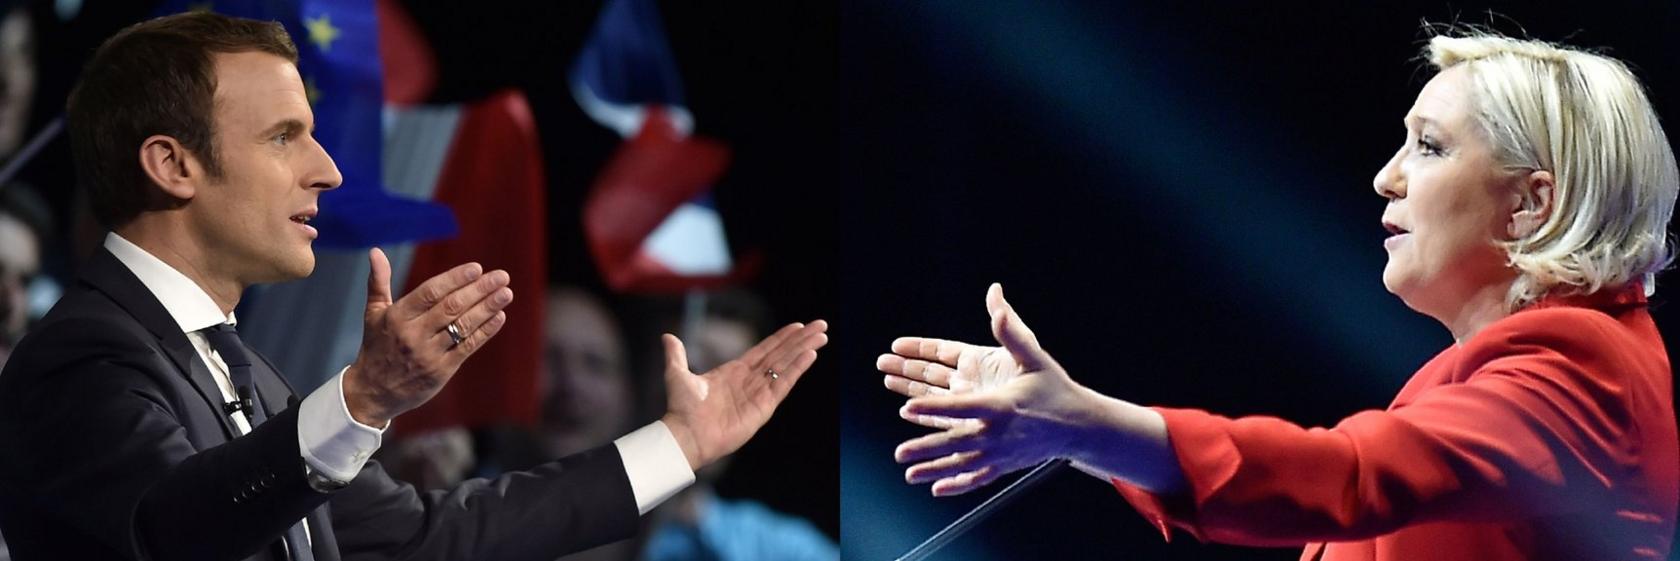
[259,118,308,137]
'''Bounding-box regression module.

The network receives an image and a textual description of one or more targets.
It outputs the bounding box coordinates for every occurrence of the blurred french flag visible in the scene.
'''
[571,0,753,293]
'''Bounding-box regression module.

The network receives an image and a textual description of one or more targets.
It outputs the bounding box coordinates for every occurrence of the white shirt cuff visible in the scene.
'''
[613,421,696,514]
[297,367,386,483]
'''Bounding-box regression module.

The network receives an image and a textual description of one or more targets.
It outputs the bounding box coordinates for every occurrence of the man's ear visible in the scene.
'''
[1508,169,1555,239]
[137,135,203,201]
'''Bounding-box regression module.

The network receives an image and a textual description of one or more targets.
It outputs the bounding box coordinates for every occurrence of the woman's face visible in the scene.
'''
[1372,65,1521,318]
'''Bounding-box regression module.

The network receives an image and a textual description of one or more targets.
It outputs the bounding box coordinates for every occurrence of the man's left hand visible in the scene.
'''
[660,320,829,470]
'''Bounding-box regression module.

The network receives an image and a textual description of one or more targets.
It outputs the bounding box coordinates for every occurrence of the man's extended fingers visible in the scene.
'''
[419,270,510,333]
[432,285,514,351]
[764,321,827,370]
[891,337,969,367]
[907,451,983,484]
[663,333,691,373]
[444,310,507,361]
[770,320,828,360]
[366,248,394,310]
[391,262,485,321]
[740,322,804,367]
[769,349,819,395]
[894,424,984,464]
[931,466,1002,497]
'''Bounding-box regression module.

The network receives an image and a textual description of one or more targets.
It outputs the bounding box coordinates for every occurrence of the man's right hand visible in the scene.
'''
[343,248,514,427]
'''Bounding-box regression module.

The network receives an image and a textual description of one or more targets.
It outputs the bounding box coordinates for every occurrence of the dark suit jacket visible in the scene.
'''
[0,248,640,560]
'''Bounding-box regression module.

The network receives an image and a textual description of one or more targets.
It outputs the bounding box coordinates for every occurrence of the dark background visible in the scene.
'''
[840,1,1680,559]
[15,0,837,540]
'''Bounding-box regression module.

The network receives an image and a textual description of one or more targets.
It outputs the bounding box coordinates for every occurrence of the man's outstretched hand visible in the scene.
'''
[661,320,830,471]
[343,248,515,428]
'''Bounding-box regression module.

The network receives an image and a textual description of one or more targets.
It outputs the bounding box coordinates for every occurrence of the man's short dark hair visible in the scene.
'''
[66,11,298,228]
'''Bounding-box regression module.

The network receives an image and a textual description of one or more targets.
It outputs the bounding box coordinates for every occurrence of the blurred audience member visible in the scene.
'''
[639,290,837,561]
[0,184,51,366]
[387,285,643,560]
[544,286,641,561]
[0,3,35,159]
[380,425,475,492]
[386,287,835,561]
[540,287,636,458]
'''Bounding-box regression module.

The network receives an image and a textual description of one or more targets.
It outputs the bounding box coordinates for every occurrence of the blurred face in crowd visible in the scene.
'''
[539,289,632,458]
[1372,65,1522,322]
[0,213,39,346]
[185,51,339,285]
[0,7,35,157]
[687,317,757,373]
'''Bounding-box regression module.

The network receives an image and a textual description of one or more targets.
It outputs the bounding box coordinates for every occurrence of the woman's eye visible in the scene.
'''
[1415,136,1443,157]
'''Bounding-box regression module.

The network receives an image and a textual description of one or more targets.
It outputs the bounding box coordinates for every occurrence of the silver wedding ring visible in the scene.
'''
[446,322,465,347]
[765,368,779,380]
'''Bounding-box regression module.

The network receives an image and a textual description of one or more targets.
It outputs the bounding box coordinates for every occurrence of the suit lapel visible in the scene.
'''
[84,248,342,557]
[80,248,241,439]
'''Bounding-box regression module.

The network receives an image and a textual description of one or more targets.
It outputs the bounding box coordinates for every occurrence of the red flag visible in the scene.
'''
[393,90,547,435]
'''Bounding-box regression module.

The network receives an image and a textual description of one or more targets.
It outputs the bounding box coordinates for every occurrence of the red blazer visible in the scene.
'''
[1113,288,1678,560]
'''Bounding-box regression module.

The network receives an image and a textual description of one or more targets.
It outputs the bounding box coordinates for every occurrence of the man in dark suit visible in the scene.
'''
[0,12,828,561]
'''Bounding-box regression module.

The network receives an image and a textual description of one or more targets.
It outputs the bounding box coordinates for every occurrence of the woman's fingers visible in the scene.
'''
[902,393,1007,421]
[931,466,1002,497]
[894,422,985,464]
[906,451,984,484]
[987,283,1049,371]
[877,354,956,391]
[890,337,973,367]
[882,374,949,399]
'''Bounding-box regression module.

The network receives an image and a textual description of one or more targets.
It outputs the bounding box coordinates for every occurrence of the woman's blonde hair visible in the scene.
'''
[1426,30,1678,309]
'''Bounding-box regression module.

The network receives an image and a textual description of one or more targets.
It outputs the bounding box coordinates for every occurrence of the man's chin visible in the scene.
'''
[292,251,317,279]
[259,250,316,284]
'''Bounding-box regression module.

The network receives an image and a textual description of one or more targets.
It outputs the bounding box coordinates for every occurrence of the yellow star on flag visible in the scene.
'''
[304,13,341,53]
[305,76,322,105]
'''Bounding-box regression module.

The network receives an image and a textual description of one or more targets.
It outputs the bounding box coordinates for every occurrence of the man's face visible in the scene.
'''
[190,51,340,284]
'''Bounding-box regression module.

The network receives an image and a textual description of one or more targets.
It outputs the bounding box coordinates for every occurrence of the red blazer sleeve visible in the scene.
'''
[1112,306,1666,546]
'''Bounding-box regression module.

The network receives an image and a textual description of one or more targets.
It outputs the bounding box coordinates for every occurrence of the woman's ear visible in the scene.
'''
[1508,169,1554,239]
[137,134,202,201]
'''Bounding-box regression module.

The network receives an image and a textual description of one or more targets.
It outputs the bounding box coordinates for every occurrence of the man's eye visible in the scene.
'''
[274,132,290,145]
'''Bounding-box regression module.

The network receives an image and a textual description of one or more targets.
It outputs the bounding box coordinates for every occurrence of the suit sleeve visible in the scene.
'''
[325,445,641,561]
[0,318,329,560]
[1110,307,1650,546]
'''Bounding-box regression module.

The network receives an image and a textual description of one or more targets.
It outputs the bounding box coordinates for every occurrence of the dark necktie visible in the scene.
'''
[200,323,316,561]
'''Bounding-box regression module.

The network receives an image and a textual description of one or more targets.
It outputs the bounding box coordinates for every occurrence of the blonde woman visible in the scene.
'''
[880,31,1678,561]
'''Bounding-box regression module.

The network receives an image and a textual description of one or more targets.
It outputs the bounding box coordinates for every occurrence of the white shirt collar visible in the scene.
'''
[104,232,237,334]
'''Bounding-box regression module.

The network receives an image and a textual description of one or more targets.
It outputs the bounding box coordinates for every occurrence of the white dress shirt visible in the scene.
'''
[104,233,693,516]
